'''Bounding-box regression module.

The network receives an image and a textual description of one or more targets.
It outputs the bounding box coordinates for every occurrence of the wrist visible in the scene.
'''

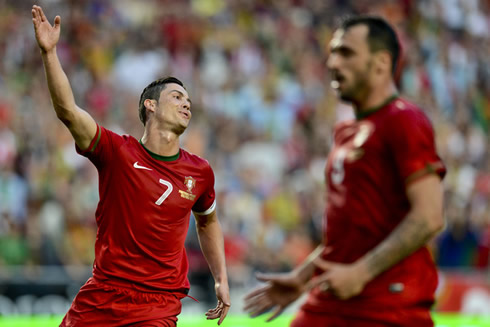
[40,47,57,57]
[353,259,373,287]
[214,274,228,285]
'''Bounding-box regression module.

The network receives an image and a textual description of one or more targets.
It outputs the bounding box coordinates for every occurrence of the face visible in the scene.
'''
[147,83,192,135]
[327,25,374,103]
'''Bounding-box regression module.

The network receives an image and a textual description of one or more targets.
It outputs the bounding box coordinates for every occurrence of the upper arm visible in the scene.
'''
[406,174,444,233]
[387,107,446,183]
[388,107,446,233]
[59,105,98,151]
[192,163,217,215]
[194,209,218,228]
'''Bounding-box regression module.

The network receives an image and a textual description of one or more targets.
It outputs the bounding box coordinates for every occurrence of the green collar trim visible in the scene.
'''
[355,94,399,120]
[139,140,180,161]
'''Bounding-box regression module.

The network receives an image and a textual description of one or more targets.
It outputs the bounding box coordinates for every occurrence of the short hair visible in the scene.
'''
[138,77,185,125]
[341,16,400,75]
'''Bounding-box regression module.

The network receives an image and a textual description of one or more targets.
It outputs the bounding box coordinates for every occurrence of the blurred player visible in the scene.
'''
[31,5,230,326]
[244,16,445,327]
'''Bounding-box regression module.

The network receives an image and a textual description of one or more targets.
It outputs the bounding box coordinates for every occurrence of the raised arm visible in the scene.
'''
[194,210,230,325]
[32,5,96,150]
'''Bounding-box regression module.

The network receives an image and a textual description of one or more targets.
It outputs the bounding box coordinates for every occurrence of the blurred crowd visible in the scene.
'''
[0,0,489,301]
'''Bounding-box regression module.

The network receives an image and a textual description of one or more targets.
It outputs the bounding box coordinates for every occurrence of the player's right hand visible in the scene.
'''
[31,5,60,53]
[243,272,305,322]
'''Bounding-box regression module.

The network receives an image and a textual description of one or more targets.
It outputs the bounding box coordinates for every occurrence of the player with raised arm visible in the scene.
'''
[32,5,230,326]
[244,16,445,327]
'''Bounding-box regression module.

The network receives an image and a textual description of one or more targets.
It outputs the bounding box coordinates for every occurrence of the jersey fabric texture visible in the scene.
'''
[300,97,446,324]
[75,125,216,293]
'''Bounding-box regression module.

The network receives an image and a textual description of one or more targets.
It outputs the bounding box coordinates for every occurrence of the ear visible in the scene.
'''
[144,99,156,113]
[374,50,391,75]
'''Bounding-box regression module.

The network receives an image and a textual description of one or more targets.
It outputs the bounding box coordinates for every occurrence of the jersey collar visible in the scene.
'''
[355,94,399,120]
[139,140,180,162]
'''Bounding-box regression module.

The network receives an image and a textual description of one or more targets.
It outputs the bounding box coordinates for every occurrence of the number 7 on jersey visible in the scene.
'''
[156,179,173,205]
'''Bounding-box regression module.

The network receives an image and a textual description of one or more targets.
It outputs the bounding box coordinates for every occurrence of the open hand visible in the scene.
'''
[31,5,60,53]
[205,281,230,325]
[244,272,305,322]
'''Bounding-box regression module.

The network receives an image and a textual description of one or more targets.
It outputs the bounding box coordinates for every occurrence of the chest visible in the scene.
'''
[108,147,206,217]
[325,120,390,186]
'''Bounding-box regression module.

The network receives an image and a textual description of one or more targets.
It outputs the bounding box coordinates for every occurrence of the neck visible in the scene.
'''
[140,121,180,157]
[353,82,398,114]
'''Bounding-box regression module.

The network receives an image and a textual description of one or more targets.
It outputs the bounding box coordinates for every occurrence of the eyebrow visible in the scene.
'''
[170,90,192,106]
[330,44,356,55]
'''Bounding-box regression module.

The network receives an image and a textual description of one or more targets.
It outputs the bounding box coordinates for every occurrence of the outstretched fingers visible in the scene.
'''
[244,292,274,318]
[205,301,230,325]
[33,5,47,22]
[243,285,270,301]
[217,302,230,325]
[31,6,40,26]
[205,301,223,319]
[266,305,285,322]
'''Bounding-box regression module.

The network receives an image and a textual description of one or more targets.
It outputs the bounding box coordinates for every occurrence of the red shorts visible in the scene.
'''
[60,277,187,327]
[290,309,434,327]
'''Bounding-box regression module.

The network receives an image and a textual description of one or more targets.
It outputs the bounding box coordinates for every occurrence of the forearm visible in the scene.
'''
[356,210,442,282]
[196,217,228,284]
[293,244,325,284]
[41,48,77,122]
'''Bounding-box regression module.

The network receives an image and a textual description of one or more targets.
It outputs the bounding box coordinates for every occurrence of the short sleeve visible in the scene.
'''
[387,108,446,184]
[192,164,216,215]
[76,124,125,168]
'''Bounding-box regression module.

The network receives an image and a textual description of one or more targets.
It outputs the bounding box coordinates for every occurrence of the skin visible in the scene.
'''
[327,25,397,113]
[244,24,444,321]
[32,5,230,325]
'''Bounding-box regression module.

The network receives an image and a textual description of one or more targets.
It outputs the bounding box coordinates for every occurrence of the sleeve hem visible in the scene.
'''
[76,124,101,154]
[405,162,446,186]
[193,200,216,216]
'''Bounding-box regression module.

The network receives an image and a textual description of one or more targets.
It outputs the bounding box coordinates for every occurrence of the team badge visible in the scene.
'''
[345,122,374,163]
[184,176,196,193]
[180,176,196,201]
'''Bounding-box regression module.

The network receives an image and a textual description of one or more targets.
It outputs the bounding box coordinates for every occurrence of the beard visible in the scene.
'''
[337,61,372,103]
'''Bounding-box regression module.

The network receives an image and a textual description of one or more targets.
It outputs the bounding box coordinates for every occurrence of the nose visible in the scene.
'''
[182,101,190,111]
[327,53,340,71]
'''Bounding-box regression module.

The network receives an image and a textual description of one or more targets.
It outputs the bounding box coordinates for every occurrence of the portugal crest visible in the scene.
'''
[184,176,196,194]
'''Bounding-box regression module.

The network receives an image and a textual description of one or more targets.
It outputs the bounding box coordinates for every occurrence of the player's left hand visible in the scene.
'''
[205,281,231,325]
[307,258,369,300]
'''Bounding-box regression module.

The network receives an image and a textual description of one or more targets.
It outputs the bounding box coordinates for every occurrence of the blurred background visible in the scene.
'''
[0,0,489,318]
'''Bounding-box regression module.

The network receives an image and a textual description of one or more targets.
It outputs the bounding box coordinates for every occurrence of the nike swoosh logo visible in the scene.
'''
[133,162,152,171]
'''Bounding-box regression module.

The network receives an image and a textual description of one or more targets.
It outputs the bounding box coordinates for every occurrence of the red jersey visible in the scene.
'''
[76,125,216,293]
[303,97,446,320]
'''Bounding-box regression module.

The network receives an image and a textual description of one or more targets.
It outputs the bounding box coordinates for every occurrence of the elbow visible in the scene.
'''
[55,108,75,127]
[427,212,444,237]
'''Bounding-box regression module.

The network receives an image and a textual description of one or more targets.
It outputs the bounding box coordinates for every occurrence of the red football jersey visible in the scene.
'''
[303,97,446,320]
[76,125,216,293]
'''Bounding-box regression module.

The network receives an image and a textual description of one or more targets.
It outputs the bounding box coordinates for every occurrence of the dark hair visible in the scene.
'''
[341,16,400,75]
[138,77,185,125]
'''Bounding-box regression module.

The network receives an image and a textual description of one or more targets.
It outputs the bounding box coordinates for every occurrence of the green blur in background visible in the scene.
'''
[0,314,490,327]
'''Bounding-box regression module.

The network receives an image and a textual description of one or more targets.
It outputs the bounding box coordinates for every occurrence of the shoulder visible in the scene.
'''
[384,98,433,130]
[101,125,137,144]
[180,149,213,171]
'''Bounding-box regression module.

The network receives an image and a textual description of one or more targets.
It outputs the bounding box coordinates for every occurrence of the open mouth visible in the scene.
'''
[331,74,345,89]
[179,111,190,119]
